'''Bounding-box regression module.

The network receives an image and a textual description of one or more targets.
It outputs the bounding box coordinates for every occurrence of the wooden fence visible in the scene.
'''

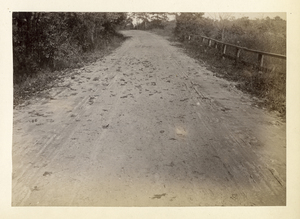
[186,34,286,72]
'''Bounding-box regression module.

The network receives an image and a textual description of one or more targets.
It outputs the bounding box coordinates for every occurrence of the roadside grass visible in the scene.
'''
[182,41,286,117]
[150,28,175,39]
[13,34,127,107]
[152,29,286,118]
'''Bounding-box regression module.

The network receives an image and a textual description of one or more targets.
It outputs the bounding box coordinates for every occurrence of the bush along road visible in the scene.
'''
[12,30,286,206]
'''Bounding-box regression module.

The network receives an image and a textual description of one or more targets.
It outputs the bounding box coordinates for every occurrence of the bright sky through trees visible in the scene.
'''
[204,12,286,20]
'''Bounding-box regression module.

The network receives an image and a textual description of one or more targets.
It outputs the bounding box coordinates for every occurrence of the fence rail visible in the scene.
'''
[186,34,286,72]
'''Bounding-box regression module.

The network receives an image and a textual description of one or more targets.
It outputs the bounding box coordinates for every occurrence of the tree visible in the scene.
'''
[133,13,151,29]
[128,12,170,30]
[148,13,169,29]
[174,13,206,40]
[206,13,234,41]
[13,12,127,82]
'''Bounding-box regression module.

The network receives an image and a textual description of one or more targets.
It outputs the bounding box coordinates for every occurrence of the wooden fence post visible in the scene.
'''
[235,48,241,64]
[208,39,212,47]
[258,53,264,71]
[214,42,218,49]
[222,44,227,57]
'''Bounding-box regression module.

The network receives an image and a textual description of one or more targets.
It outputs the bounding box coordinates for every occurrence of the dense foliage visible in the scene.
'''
[129,13,170,30]
[174,13,286,55]
[13,12,127,83]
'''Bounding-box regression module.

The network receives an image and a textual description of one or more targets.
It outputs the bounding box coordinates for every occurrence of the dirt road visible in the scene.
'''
[12,30,286,206]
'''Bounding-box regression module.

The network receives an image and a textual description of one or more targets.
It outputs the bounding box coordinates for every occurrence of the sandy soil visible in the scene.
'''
[12,30,286,206]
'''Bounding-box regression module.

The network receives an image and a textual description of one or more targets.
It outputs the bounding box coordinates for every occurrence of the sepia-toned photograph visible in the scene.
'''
[11,12,287,207]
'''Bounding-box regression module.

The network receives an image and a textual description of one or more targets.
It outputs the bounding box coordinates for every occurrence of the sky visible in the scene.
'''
[204,12,287,20]
[132,12,287,24]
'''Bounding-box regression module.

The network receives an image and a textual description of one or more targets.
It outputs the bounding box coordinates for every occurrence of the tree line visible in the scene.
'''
[13,12,286,83]
[129,12,286,56]
[174,13,286,55]
[127,12,171,30]
[13,12,127,83]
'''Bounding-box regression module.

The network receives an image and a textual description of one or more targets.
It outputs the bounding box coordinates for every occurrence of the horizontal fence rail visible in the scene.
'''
[185,34,286,72]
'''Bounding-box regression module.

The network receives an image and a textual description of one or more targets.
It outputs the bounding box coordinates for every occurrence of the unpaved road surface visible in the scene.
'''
[12,30,286,206]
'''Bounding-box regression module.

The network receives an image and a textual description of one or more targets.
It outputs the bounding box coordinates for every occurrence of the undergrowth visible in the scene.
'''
[14,34,127,107]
